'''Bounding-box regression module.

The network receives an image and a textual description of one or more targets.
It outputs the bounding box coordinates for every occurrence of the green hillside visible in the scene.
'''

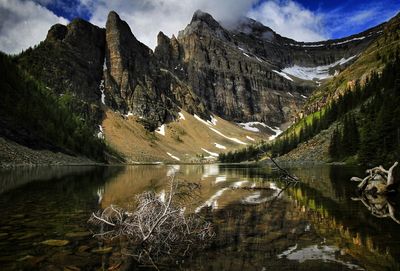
[219,14,400,166]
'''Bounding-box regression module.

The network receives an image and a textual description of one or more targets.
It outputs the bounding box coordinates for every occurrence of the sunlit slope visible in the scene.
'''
[102,110,271,163]
[305,12,400,112]
[274,13,400,162]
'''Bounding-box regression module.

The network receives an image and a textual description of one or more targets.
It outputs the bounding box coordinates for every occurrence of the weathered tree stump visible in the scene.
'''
[351,162,400,224]
[351,161,398,194]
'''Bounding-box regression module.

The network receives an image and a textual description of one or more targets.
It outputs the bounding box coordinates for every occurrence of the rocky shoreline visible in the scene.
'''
[0,136,100,169]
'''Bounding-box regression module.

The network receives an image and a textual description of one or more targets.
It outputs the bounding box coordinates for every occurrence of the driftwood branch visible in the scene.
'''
[351,161,398,194]
[351,161,399,224]
[351,193,400,224]
[267,155,299,183]
[88,168,214,266]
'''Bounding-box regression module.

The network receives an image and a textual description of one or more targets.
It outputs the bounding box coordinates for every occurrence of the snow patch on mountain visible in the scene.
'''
[273,70,294,82]
[238,121,269,132]
[194,114,217,126]
[214,143,226,149]
[99,80,105,105]
[246,136,255,141]
[332,36,366,45]
[210,115,218,125]
[97,125,104,139]
[267,125,283,140]
[201,148,219,157]
[167,152,180,161]
[156,124,166,136]
[178,112,185,120]
[209,127,247,145]
[282,55,357,81]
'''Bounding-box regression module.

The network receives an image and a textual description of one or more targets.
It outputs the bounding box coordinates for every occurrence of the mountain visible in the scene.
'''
[0,10,394,164]
[279,13,400,165]
[169,10,381,125]
[0,52,107,166]
[220,12,400,165]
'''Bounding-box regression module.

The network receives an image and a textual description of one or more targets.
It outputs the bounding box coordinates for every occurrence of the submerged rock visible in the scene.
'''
[17,232,41,240]
[65,231,91,238]
[91,247,113,254]
[77,245,90,253]
[41,239,70,246]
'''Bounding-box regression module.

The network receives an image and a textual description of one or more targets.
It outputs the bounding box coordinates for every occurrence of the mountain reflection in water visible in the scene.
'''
[0,164,399,270]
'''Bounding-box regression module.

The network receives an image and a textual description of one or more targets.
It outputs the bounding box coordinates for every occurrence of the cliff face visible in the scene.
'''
[104,11,172,129]
[18,10,384,130]
[103,11,209,129]
[171,11,302,124]
[154,10,383,125]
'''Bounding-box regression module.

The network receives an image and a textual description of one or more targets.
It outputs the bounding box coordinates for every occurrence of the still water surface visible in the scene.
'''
[0,164,399,270]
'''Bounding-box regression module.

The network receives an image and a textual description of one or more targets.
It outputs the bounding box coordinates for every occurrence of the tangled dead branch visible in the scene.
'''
[351,193,400,224]
[88,170,214,266]
[351,161,398,194]
[351,161,400,224]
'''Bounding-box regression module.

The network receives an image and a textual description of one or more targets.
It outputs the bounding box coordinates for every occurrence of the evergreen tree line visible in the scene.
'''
[328,115,359,160]
[220,48,400,165]
[329,53,400,165]
[0,52,106,161]
[219,143,266,163]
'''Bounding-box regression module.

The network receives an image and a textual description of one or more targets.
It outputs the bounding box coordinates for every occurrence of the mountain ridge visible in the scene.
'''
[1,9,396,164]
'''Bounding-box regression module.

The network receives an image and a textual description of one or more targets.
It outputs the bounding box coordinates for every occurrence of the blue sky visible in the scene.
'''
[0,0,399,54]
[297,0,400,37]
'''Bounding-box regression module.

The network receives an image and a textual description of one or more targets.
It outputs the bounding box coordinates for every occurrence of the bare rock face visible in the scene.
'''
[104,11,179,129]
[157,11,304,125]
[18,10,384,131]
[151,11,382,125]
[104,11,209,129]
[105,11,155,111]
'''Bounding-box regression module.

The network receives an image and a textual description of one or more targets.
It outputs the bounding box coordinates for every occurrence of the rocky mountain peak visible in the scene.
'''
[179,10,230,44]
[63,18,105,50]
[18,17,106,129]
[157,31,170,47]
[106,11,141,46]
[191,10,217,24]
[234,17,276,41]
[155,31,181,62]
[104,11,207,129]
[154,31,173,65]
[105,10,151,86]
[188,10,225,32]
[46,24,68,41]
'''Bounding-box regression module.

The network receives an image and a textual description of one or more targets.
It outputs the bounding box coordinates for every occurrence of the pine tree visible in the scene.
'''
[329,127,341,160]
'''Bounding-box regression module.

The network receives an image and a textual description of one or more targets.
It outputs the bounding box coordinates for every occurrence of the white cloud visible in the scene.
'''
[0,0,68,54]
[247,0,327,42]
[82,0,257,50]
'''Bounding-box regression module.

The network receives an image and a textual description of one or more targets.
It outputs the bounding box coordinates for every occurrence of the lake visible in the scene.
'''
[0,164,399,270]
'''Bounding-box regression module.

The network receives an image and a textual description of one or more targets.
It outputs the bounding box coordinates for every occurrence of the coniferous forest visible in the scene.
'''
[219,48,400,165]
[0,52,106,161]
